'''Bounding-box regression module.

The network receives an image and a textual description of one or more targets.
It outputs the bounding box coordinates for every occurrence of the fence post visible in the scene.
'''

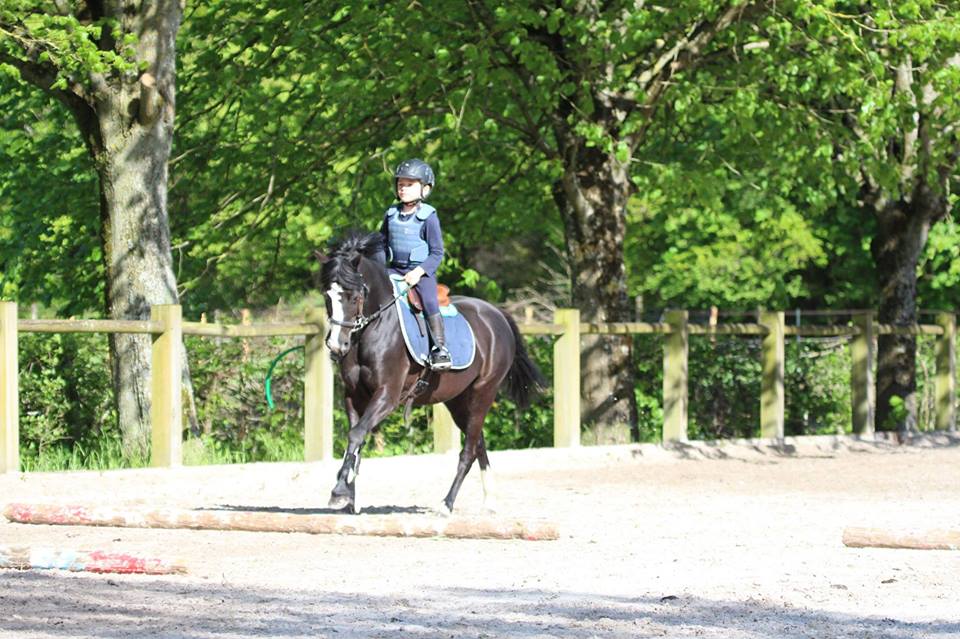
[0,302,19,473]
[553,308,580,447]
[663,310,688,442]
[759,311,785,440]
[432,403,460,453]
[304,308,334,461]
[150,304,182,467]
[851,312,876,435]
[935,312,956,432]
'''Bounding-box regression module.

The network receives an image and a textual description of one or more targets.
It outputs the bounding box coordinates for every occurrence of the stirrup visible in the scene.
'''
[430,347,452,370]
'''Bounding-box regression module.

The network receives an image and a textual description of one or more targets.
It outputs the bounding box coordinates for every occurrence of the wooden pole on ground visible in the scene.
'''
[0,302,18,473]
[0,544,185,574]
[3,503,560,541]
[842,526,960,550]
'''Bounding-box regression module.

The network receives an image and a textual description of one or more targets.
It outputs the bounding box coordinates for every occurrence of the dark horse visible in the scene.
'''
[318,231,546,514]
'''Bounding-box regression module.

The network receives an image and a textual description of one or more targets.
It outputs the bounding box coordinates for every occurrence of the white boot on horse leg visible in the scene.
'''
[346,465,361,514]
[329,451,361,513]
[481,469,498,514]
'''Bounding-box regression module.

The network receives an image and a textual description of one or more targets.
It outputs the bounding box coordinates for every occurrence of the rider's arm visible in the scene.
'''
[418,213,444,276]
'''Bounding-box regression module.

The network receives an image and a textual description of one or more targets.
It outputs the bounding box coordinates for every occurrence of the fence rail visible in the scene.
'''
[0,301,956,473]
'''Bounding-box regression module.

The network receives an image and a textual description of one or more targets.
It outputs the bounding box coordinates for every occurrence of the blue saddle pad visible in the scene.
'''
[390,275,476,370]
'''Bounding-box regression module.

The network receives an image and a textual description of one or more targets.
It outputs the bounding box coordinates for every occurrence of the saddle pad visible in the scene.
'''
[390,275,476,369]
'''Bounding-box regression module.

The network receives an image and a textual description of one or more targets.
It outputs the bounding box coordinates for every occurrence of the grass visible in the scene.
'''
[182,432,305,466]
[19,431,305,472]
[19,436,147,472]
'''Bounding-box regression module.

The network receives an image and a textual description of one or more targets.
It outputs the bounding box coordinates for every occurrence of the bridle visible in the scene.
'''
[328,277,409,338]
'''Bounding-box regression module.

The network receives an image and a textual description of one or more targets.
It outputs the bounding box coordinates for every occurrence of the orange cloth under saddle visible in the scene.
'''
[407,284,450,313]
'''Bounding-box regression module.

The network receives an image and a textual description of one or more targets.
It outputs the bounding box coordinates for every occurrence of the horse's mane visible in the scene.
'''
[319,231,383,291]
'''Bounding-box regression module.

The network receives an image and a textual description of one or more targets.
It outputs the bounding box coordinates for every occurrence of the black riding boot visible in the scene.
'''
[426,313,452,370]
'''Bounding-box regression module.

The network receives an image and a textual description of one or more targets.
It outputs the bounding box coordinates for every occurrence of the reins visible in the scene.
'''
[330,280,408,337]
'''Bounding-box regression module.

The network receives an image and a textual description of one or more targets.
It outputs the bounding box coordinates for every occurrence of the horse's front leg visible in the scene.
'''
[329,390,397,513]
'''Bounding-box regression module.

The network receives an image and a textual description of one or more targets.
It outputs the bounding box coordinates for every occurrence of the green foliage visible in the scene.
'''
[17,330,124,470]
[688,337,763,440]
[785,337,852,435]
[0,2,139,89]
[0,81,101,313]
[633,336,664,443]
[184,325,308,463]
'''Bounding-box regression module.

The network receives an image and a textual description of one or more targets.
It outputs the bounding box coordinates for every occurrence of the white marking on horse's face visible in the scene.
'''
[326,283,347,354]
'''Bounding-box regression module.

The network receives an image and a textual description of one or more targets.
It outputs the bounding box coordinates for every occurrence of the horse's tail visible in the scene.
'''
[500,310,548,410]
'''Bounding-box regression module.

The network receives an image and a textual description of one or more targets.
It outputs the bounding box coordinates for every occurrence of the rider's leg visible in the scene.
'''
[417,275,452,369]
[426,313,451,369]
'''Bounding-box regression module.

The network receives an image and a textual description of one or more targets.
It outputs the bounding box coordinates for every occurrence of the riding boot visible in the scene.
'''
[426,313,452,370]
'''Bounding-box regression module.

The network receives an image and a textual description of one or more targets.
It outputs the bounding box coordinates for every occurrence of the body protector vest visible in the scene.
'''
[386,203,435,268]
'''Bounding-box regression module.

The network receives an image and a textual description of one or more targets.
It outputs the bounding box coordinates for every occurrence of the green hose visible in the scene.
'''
[265,345,305,410]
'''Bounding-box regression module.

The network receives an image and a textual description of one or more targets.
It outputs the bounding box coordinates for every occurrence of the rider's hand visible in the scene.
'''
[403,267,425,287]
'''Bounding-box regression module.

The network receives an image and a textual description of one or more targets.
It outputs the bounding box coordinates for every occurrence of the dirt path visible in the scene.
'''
[1,434,959,638]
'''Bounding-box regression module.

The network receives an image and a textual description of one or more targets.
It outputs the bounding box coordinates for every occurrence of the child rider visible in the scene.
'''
[379,158,452,370]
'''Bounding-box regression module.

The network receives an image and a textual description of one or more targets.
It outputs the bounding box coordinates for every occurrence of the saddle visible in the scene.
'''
[407,283,451,314]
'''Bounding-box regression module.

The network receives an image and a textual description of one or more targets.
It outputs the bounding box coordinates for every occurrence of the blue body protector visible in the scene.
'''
[385,203,435,269]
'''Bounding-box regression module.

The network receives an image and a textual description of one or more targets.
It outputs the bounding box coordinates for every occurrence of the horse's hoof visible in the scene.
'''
[432,502,453,518]
[482,499,498,515]
[328,494,353,511]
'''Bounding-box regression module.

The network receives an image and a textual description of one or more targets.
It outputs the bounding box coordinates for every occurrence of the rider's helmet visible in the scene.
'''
[393,158,435,198]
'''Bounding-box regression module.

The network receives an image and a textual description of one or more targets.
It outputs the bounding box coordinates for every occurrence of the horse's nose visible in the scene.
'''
[326,338,347,358]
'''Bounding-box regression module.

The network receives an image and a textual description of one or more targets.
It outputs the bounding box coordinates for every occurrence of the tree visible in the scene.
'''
[412,1,771,441]
[744,1,960,430]
[118,0,778,443]
[1,1,184,458]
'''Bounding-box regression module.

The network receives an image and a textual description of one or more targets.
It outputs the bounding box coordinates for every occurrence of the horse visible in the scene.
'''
[317,231,546,514]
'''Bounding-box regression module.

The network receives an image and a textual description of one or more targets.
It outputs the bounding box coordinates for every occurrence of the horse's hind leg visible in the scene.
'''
[476,434,497,513]
[440,388,497,514]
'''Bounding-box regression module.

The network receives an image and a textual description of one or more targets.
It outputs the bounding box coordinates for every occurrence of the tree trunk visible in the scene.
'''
[870,193,939,433]
[69,2,183,460]
[552,144,638,443]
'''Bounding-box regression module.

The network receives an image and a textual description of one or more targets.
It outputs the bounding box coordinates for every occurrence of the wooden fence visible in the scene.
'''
[0,302,334,473]
[0,301,956,473]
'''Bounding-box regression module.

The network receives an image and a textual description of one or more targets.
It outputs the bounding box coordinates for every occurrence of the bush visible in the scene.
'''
[185,331,308,463]
[18,332,121,470]
[785,337,851,435]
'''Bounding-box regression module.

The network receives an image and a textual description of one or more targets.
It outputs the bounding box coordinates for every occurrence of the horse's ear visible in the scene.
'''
[350,253,362,268]
[313,249,329,264]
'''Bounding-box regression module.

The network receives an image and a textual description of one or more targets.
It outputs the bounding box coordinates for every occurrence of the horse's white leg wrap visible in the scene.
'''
[481,469,498,513]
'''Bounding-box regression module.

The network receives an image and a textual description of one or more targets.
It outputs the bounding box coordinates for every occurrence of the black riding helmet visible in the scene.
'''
[394,158,435,199]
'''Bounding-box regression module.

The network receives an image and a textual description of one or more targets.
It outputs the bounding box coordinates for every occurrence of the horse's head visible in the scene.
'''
[317,232,383,357]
